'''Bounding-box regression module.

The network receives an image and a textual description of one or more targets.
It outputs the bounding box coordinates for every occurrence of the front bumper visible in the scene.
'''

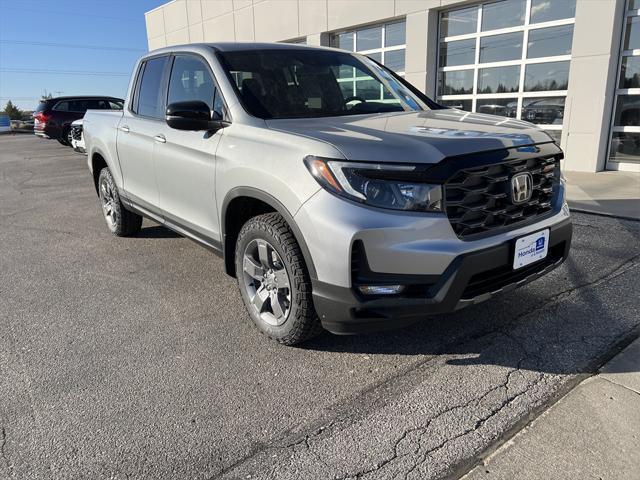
[312,217,572,334]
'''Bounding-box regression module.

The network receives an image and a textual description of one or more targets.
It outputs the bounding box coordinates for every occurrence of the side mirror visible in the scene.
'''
[166,101,214,131]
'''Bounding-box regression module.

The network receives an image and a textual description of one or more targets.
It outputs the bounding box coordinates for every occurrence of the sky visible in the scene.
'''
[0,0,166,111]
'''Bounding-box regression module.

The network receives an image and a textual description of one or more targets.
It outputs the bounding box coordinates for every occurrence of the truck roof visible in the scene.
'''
[149,42,337,55]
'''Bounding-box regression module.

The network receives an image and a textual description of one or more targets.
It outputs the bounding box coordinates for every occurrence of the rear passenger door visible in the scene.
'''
[153,54,226,243]
[116,55,169,212]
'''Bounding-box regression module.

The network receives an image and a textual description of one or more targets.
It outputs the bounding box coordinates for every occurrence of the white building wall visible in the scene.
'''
[145,0,625,172]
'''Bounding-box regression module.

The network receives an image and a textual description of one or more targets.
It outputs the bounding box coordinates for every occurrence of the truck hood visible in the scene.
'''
[265,109,555,163]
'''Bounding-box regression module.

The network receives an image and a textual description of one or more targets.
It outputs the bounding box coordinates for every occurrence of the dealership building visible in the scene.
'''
[145,0,640,173]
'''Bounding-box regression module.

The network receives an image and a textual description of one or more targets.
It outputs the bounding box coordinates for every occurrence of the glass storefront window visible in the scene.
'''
[384,49,405,71]
[478,65,520,93]
[357,26,382,51]
[476,98,518,117]
[624,16,640,50]
[385,22,406,46]
[522,97,565,124]
[481,0,526,31]
[437,1,574,142]
[440,99,473,111]
[331,32,354,51]
[480,32,523,63]
[620,56,640,88]
[439,39,476,67]
[613,95,640,127]
[440,6,478,37]
[527,25,574,59]
[530,0,576,24]
[524,61,570,91]
[440,70,474,95]
[607,2,640,168]
[330,23,406,75]
[609,132,640,164]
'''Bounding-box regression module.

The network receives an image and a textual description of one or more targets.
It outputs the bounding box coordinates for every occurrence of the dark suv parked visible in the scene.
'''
[33,96,124,146]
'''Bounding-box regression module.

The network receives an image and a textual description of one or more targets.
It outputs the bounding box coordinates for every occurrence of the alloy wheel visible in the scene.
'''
[99,178,117,230]
[242,238,291,326]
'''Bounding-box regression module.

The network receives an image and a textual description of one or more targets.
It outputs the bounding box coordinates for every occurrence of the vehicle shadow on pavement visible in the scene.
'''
[300,220,640,377]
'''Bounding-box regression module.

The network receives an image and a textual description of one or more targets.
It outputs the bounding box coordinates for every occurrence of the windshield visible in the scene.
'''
[216,49,432,119]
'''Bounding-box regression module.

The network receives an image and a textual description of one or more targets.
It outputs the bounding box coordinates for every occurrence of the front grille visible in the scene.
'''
[444,156,560,238]
[70,125,83,140]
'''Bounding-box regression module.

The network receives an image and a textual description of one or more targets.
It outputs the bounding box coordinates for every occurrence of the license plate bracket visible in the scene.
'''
[513,229,549,270]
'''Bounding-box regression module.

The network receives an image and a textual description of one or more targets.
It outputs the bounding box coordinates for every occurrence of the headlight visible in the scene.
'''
[304,156,443,212]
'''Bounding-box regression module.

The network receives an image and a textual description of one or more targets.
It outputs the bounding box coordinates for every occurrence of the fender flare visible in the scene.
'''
[221,187,317,280]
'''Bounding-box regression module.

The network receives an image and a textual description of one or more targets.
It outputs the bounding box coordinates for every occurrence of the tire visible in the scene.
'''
[235,212,323,345]
[58,128,72,146]
[97,167,142,237]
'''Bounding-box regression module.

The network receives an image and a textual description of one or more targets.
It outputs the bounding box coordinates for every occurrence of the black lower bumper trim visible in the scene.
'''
[312,218,572,335]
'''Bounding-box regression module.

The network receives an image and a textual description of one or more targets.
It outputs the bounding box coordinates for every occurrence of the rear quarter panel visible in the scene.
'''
[84,110,125,188]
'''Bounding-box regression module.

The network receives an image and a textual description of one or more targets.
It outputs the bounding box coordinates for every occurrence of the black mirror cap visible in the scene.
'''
[166,100,211,131]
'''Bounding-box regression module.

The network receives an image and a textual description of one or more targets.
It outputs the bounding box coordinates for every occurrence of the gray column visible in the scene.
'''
[562,0,626,172]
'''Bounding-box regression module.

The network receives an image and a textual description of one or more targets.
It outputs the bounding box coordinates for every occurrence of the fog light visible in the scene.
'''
[358,285,405,295]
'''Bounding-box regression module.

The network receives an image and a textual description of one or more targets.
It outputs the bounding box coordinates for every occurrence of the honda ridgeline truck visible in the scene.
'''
[83,43,572,345]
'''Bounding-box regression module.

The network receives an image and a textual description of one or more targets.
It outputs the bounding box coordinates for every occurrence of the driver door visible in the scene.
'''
[153,54,227,244]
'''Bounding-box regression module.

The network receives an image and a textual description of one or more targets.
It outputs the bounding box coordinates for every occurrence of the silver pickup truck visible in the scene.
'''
[84,43,572,345]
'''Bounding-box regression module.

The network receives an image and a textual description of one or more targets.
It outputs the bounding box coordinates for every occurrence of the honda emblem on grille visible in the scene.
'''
[511,173,533,204]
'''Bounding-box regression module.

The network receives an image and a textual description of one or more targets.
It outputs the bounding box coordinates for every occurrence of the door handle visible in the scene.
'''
[153,134,166,144]
[118,125,130,133]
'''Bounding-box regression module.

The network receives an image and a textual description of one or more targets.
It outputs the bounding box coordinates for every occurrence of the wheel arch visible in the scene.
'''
[221,187,317,280]
[90,150,109,194]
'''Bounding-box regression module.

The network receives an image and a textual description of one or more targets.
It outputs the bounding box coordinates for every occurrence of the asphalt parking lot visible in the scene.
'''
[1,134,639,480]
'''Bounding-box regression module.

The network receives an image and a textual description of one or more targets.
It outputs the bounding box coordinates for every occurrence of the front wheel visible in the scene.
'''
[97,167,142,236]
[235,213,322,345]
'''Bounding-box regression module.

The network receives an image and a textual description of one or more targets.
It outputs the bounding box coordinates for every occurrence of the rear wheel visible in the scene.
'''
[235,213,322,345]
[98,167,142,236]
[58,128,72,146]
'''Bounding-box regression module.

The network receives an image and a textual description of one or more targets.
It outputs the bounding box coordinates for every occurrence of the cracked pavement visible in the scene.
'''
[1,135,639,480]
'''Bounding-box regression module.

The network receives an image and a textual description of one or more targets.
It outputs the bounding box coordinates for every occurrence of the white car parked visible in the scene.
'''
[70,119,85,153]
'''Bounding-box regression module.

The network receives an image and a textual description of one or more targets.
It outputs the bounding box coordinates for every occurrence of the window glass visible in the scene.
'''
[54,101,69,111]
[609,132,640,163]
[439,39,475,67]
[527,25,574,59]
[476,98,517,116]
[530,0,576,24]
[478,65,520,93]
[482,0,526,31]
[624,16,640,50]
[524,61,569,91]
[440,99,472,111]
[109,100,124,110]
[632,0,640,9]
[367,52,382,63]
[168,55,216,111]
[355,78,382,100]
[137,56,168,118]
[331,32,354,51]
[613,95,640,126]
[440,70,474,95]
[385,22,406,47]
[384,49,405,71]
[217,49,426,119]
[356,25,382,51]
[522,97,565,124]
[440,6,478,37]
[480,32,523,63]
[620,56,640,88]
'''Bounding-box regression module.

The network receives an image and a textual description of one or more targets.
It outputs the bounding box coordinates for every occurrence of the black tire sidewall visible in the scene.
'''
[235,222,304,340]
